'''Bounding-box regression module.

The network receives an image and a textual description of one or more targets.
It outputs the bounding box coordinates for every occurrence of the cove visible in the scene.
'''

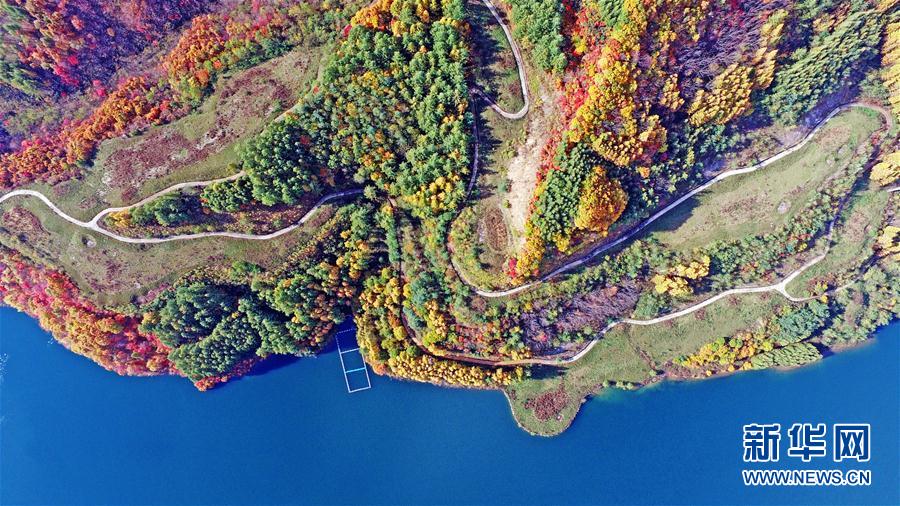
[1,306,897,505]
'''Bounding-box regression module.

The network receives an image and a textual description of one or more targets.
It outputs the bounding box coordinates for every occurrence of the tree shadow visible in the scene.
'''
[470,100,504,202]
[528,364,565,381]
[466,0,506,106]
[247,320,358,378]
[635,194,703,237]
[247,353,302,376]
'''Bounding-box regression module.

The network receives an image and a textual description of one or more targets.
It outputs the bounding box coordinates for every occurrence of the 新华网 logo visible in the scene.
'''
[742,423,871,463]
[742,423,873,487]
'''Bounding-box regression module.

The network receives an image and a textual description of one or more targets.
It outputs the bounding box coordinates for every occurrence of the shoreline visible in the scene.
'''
[3,302,897,439]
[506,319,899,437]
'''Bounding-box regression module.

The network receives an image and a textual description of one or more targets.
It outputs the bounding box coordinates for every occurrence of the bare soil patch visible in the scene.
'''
[502,84,560,249]
[481,205,509,253]
[1,207,47,237]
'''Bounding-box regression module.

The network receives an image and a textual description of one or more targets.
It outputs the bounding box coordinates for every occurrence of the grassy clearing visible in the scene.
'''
[0,197,336,308]
[786,186,890,297]
[646,108,882,252]
[506,331,653,436]
[506,291,792,435]
[623,293,786,365]
[24,45,328,222]
[449,202,514,289]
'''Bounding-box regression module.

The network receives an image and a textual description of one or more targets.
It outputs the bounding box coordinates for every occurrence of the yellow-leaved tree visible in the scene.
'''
[871,151,900,186]
[652,255,711,296]
[882,22,900,121]
[574,166,628,235]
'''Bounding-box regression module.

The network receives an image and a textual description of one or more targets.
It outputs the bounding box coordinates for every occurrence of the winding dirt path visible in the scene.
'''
[434,191,881,368]
[0,175,362,244]
[433,254,832,367]
[472,0,530,120]
[465,0,531,196]
[0,0,528,246]
[436,103,896,367]
[97,171,246,228]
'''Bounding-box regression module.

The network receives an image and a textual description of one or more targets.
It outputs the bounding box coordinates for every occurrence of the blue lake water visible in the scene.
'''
[1,306,898,505]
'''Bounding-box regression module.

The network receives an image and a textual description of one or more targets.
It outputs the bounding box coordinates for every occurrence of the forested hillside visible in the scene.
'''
[0,0,897,435]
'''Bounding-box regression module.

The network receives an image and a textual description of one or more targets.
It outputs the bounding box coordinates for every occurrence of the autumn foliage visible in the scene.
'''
[573,166,627,235]
[882,21,900,121]
[651,255,710,297]
[686,9,785,126]
[387,353,523,387]
[516,0,791,277]
[0,77,169,187]
[871,151,900,187]
[0,0,353,189]
[0,247,173,376]
[356,266,524,387]
[163,7,296,102]
[0,0,208,92]
[164,14,227,91]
